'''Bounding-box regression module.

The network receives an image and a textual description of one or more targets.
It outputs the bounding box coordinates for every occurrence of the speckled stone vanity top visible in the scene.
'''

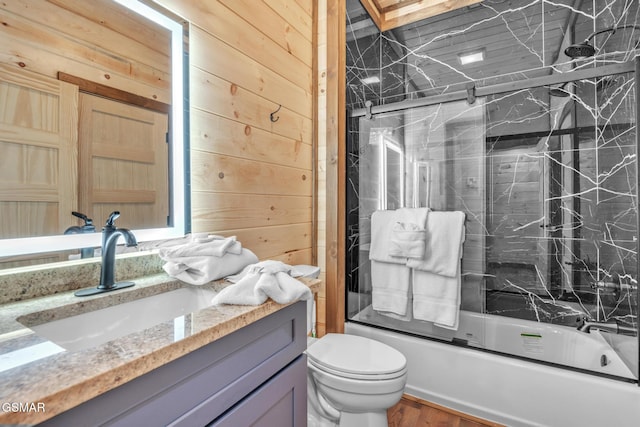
[0,257,320,425]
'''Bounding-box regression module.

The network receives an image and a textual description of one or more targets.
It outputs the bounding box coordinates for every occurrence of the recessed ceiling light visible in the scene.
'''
[458,49,485,65]
[361,75,380,84]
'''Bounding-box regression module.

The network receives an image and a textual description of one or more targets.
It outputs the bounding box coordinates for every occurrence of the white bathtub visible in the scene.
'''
[346,313,640,427]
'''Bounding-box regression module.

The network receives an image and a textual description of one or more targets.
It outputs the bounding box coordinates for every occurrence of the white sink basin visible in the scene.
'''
[20,287,217,351]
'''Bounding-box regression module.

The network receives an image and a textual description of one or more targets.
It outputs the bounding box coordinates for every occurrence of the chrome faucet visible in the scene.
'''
[75,211,137,297]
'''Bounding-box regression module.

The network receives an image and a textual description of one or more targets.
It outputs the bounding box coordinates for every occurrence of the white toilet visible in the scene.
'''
[306,333,408,427]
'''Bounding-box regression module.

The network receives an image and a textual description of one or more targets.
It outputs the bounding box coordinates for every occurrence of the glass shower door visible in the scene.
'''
[346,72,638,380]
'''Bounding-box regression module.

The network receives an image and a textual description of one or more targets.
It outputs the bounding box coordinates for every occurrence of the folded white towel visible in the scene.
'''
[412,267,461,329]
[142,233,218,250]
[212,261,312,306]
[162,248,259,286]
[408,210,466,330]
[159,235,242,258]
[257,272,312,304]
[407,211,466,276]
[369,210,405,265]
[389,221,426,259]
[371,260,411,320]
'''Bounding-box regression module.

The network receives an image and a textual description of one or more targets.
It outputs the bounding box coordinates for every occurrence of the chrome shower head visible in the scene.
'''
[565,25,640,59]
[564,41,596,58]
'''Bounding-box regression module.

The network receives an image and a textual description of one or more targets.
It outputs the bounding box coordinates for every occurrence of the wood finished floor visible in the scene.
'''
[388,395,504,427]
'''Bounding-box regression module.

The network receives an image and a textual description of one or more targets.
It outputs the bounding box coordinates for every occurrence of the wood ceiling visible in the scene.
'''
[359,0,484,31]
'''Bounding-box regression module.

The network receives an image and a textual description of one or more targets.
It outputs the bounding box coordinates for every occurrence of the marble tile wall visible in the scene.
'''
[347,0,640,107]
[345,0,639,376]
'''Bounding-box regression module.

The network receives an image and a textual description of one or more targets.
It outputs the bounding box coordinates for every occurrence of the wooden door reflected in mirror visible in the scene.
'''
[78,93,169,231]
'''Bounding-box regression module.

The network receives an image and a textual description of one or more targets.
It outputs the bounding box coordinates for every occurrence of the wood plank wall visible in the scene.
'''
[316,0,328,337]
[1,1,321,329]
[323,0,347,333]
[1,0,326,331]
[155,0,321,330]
[0,0,171,103]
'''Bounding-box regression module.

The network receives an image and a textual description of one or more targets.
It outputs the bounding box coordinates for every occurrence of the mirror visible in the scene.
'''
[0,0,188,264]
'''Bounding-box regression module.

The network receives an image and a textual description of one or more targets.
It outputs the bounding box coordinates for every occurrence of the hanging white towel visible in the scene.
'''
[370,210,407,265]
[212,260,312,306]
[412,266,462,329]
[409,211,465,330]
[407,211,466,276]
[370,261,412,320]
[395,207,430,226]
[369,210,411,319]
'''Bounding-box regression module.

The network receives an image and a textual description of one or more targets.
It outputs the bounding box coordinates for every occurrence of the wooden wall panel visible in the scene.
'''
[190,109,311,169]
[316,0,328,337]
[157,0,316,311]
[190,27,312,119]
[47,0,171,56]
[323,0,346,333]
[271,247,314,266]
[217,0,312,66]
[191,152,312,196]
[220,223,312,260]
[191,193,311,230]
[1,0,318,327]
[0,0,170,103]
[159,0,312,92]
[264,0,314,41]
[190,67,312,144]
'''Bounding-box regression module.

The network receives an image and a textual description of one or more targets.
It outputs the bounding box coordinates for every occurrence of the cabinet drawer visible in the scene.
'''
[208,355,307,427]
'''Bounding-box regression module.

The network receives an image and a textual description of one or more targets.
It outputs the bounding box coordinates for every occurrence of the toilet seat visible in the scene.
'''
[306,334,407,380]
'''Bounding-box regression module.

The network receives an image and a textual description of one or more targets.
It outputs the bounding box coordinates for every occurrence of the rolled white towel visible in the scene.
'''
[259,272,312,304]
[226,260,293,283]
[211,271,265,305]
[212,263,312,306]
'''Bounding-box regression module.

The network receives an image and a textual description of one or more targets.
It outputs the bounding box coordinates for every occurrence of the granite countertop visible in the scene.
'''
[0,272,320,425]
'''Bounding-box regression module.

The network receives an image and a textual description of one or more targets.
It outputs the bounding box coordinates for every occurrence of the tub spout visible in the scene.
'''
[578,321,636,336]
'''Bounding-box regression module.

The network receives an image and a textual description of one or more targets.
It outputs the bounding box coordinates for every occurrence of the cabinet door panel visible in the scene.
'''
[207,355,307,427]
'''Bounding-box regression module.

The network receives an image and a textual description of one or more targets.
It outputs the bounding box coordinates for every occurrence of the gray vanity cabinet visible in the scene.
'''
[40,301,307,427]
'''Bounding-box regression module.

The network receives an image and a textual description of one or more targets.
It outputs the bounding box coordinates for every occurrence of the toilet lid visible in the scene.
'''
[306,334,406,377]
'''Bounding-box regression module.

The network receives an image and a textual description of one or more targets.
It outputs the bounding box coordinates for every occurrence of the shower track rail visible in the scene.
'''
[350,60,635,118]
